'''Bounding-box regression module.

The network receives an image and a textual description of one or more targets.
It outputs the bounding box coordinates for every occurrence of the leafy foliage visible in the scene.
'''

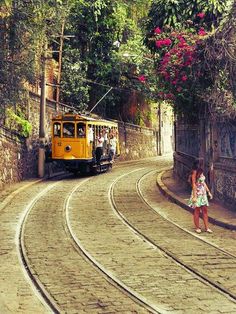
[198,1,236,119]
[144,0,233,120]
[5,107,32,137]
[2,0,234,129]
[60,48,89,110]
[60,0,154,122]
[60,0,118,113]
[0,0,71,124]
[145,0,230,32]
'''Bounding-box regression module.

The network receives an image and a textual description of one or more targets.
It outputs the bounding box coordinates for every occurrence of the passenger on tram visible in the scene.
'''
[109,134,117,163]
[78,128,85,137]
[102,127,109,154]
[95,133,104,165]
[88,127,94,143]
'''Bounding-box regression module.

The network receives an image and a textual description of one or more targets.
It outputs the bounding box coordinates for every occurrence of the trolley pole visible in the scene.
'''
[158,102,162,156]
[38,42,47,178]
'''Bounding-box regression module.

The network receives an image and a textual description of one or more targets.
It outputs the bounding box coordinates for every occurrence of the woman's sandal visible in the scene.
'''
[206,228,213,233]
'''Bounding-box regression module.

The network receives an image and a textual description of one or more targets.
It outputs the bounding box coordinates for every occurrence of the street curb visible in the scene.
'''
[0,171,67,213]
[156,170,236,231]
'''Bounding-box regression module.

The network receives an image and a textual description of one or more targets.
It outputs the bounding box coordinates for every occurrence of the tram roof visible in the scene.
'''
[52,113,118,126]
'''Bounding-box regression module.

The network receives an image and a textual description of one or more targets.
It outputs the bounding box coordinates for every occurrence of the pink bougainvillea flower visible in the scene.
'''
[156,39,166,48]
[155,38,172,48]
[198,28,207,36]
[162,72,170,80]
[164,38,172,46]
[154,27,162,34]
[181,75,188,81]
[138,75,146,83]
[197,12,205,19]
[179,36,186,43]
[155,40,163,48]
[166,93,175,100]
[178,41,187,48]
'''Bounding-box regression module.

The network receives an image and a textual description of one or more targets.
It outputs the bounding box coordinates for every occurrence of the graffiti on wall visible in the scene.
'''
[218,122,236,159]
[215,169,236,208]
[176,128,199,157]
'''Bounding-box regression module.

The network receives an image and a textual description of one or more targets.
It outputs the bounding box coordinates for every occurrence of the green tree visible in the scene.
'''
[0,0,71,130]
[145,0,230,30]
[61,0,118,114]
[0,0,160,128]
[61,0,155,123]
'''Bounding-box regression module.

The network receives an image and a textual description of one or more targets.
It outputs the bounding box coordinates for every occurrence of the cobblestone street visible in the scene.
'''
[1,156,236,313]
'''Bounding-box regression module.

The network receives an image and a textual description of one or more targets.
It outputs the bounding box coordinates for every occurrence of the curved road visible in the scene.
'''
[1,156,236,313]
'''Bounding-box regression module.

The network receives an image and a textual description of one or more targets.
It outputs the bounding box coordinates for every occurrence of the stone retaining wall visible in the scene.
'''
[0,127,26,189]
[118,122,158,160]
[0,95,60,190]
[0,96,159,190]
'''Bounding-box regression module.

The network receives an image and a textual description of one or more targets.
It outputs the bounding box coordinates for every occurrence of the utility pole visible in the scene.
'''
[56,20,65,112]
[38,41,47,178]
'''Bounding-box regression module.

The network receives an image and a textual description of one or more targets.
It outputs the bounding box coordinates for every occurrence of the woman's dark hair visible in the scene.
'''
[192,158,204,170]
[192,160,199,170]
[196,168,204,179]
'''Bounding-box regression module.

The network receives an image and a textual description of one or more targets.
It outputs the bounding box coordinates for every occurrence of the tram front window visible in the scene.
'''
[77,123,86,138]
[63,123,75,138]
[53,122,61,137]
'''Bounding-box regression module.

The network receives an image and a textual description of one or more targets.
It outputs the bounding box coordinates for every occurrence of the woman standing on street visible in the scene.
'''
[189,167,213,234]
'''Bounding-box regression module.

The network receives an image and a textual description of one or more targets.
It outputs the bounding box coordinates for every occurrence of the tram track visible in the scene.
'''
[3,157,236,313]
[138,170,236,260]
[21,170,153,313]
[15,173,74,313]
[18,181,61,314]
[111,168,236,304]
[65,175,159,314]
[0,179,63,314]
[67,160,236,313]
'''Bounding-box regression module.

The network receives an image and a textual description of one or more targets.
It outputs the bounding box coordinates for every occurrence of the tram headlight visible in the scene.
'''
[65,145,72,152]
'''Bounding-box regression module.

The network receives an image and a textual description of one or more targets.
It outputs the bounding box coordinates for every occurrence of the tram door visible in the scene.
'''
[52,122,63,158]
[76,122,86,158]
[87,124,94,158]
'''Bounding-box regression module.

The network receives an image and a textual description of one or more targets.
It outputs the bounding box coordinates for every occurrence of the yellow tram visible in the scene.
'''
[51,112,120,174]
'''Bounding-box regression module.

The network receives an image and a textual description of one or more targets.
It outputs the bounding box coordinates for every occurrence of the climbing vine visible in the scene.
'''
[144,0,233,120]
[198,1,236,119]
[5,107,32,137]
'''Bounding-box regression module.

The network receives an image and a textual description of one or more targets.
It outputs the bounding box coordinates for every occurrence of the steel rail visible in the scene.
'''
[111,168,236,304]
[65,170,162,314]
[17,181,61,314]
